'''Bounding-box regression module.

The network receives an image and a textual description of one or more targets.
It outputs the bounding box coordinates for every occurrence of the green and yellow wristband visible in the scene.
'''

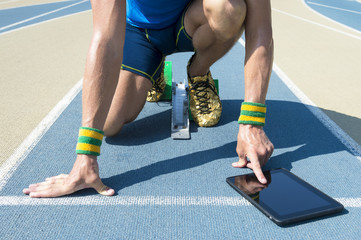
[238,102,266,126]
[76,127,104,156]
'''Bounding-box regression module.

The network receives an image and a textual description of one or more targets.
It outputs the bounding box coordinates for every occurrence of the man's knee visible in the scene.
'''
[204,0,247,41]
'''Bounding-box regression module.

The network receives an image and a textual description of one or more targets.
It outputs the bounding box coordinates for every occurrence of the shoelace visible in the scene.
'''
[190,80,218,114]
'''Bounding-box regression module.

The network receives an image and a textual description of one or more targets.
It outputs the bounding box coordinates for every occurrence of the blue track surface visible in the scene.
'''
[1,1,361,239]
[305,0,361,31]
[0,0,90,34]
[1,45,361,239]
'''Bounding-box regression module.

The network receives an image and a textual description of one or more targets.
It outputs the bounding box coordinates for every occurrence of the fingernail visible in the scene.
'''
[261,177,267,184]
[102,188,114,196]
[232,162,238,167]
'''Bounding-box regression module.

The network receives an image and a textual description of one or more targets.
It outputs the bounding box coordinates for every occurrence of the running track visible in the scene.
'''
[0,0,360,239]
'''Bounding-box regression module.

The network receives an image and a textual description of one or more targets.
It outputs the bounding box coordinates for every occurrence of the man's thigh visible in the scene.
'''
[183,0,206,38]
[122,23,164,85]
[184,0,246,41]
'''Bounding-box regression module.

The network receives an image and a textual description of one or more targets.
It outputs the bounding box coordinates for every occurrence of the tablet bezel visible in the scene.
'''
[226,168,344,226]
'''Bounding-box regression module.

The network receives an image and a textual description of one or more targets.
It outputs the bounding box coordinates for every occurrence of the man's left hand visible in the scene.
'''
[233,124,274,184]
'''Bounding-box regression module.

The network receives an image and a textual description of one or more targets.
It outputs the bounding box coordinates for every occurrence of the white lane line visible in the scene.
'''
[303,0,361,34]
[0,80,82,192]
[0,196,359,207]
[0,0,22,5]
[307,1,361,15]
[0,0,88,32]
[272,7,361,41]
[238,38,361,160]
[0,8,91,36]
[272,63,361,160]
[0,196,250,206]
[0,0,75,10]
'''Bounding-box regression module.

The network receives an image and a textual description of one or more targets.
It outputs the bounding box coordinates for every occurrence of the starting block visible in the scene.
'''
[160,61,219,140]
[171,81,190,139]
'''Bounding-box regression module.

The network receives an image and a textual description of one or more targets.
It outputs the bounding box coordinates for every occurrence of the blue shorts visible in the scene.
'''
[122,7,194,84]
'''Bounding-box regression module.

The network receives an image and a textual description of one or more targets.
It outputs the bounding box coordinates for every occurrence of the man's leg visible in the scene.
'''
[182,0,246,127]
[185,0,246,77]
[104,70,152,136]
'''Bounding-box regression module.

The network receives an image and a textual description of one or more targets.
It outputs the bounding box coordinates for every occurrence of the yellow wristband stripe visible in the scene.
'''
[238,102,267,126]
[76,143,101,153]
[238,115,266,124]
[76,127,104,156]
[241,104,266,113]
[78,129,104,141]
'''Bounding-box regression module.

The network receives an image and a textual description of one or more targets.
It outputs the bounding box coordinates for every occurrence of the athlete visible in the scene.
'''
[23,0,274,197]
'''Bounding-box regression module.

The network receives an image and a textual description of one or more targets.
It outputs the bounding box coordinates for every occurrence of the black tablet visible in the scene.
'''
[226,168,344,226]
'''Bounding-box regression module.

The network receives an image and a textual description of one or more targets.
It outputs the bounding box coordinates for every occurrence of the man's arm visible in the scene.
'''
[232,0,274,184]
[23,0,126,197]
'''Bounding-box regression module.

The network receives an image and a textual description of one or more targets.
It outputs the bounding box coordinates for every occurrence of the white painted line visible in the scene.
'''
[272,7,361,41]
[0,9,91,36]
[307,1,361,15]
[0,0,88,32]
[303,0,361,35]
[238,38,361,160]
[271,63,361,159]
[0,196,359,207]
[0,79,82,192]
[0,0,22,5]
[0,196,250,206]
[0,0,75,10]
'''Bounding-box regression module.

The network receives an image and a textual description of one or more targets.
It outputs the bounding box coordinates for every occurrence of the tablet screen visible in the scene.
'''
[227,169,343,224]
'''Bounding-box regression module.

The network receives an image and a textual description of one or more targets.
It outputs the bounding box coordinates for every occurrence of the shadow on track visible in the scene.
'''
[96,99,352,193]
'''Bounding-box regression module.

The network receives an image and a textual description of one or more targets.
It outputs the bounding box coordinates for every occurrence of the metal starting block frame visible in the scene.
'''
[160,61,190,140]
[160,61,219,140]
[171,82,190,139]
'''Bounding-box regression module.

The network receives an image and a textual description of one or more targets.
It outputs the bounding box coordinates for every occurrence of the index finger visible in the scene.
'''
[246,152,267,184]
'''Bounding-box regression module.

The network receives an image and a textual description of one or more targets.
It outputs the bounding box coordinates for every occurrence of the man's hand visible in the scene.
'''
[23,155,114,198]
[233,124,274,184]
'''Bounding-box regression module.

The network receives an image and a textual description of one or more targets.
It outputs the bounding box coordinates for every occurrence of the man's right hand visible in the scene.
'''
[23,155,114,198]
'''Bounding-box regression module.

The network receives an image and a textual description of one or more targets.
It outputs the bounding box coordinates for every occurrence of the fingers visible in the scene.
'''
[91,179,115,196]
[23,155,115,198]
[232,153,248,168]
[235,125,274,184]
[23,180,71,198]
[246,151,267,184]
[23,173,115,198]
[45,174,68,182]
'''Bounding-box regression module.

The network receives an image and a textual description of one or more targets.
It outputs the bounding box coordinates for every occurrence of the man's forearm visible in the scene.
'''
[82,39,123,129]
[244,0,273,104]
[82,0,126,130]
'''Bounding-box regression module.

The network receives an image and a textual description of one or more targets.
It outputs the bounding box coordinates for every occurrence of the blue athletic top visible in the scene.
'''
[126,0,191,29]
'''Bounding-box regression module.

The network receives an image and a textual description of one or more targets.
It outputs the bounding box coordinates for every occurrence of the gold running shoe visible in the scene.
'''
[147,62,166,102]
[187,55,222,127]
